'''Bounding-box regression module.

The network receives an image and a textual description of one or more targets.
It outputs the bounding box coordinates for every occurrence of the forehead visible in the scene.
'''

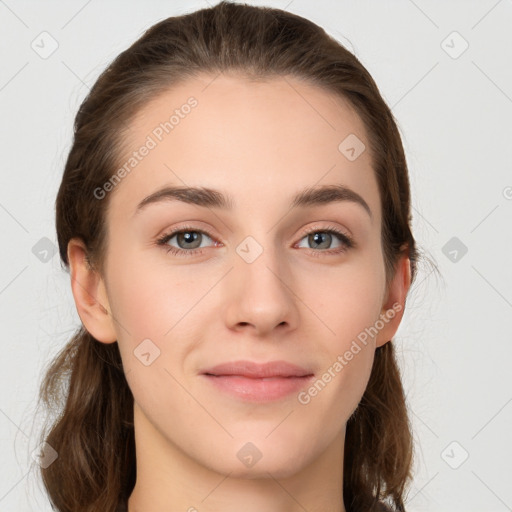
[107,72,380,223]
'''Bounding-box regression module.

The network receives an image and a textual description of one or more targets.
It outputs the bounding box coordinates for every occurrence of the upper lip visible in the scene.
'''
[202,360,313,378]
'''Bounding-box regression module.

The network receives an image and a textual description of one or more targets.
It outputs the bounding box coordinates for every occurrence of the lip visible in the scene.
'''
[200,360,314,402]
[202,360,313,378]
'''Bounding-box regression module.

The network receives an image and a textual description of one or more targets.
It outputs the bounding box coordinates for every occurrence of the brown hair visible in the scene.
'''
[36,2,428,510]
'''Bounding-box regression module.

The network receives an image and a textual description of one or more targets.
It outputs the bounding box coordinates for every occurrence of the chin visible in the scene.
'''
[206,446,313,480]
[218,461,306,480]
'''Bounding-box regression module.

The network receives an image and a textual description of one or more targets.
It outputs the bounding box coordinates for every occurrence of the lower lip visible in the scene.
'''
[202,374,314,402]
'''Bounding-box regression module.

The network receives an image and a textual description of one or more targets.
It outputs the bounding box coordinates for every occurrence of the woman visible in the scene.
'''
[37,2,421,511]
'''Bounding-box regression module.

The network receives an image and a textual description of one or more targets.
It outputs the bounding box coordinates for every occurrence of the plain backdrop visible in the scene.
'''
[1,1,511,510]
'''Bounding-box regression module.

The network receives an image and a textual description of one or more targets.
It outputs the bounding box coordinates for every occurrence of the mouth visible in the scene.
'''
[200,360,315,402]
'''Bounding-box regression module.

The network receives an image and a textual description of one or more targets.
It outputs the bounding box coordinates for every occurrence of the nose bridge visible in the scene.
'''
[235,232,289,297]
[225,231,298,333]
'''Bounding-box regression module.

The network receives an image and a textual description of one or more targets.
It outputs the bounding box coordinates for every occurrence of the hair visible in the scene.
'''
[36,1,427,511]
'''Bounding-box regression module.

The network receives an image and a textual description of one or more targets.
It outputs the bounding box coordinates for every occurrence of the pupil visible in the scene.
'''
[181,231,199,248]
[311,232,330,248]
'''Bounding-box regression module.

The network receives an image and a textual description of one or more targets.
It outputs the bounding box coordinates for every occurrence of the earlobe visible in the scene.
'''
[67,238,117,344]
[375,252,412,348]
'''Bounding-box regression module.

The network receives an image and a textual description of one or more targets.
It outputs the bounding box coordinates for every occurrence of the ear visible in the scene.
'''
[67,237,117,344]
[375,251,412,348]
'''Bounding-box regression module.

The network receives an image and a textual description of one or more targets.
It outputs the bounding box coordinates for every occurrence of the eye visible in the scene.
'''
[156,226,218,257]
[295,225,354,256]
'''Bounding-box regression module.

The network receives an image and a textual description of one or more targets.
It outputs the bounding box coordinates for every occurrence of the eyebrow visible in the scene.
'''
[134,183,372,219]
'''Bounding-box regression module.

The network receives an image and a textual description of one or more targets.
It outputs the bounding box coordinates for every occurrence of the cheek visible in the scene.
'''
[307,261,385,343]
[327,343,375,429]
[301,258,384,404]
[106,246,191,337]
[109,264,168,334]
[301,300,377,430]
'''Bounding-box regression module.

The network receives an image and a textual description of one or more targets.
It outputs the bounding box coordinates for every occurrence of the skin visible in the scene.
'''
[67,73,411,512]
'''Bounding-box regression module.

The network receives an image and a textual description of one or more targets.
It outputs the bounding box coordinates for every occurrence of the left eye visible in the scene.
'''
[296,229,349,251]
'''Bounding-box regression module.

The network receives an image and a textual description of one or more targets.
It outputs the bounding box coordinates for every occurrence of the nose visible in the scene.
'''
[223,244,299,337]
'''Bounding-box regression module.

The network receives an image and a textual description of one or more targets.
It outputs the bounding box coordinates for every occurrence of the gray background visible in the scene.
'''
[1,0,511,510]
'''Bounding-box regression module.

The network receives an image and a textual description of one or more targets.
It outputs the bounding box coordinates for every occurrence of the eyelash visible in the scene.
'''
[155,224,354,258]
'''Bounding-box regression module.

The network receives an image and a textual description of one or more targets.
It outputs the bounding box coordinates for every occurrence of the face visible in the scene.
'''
[84,73,403,479]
